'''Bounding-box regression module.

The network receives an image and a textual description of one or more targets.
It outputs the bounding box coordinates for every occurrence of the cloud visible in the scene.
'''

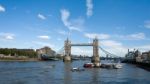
[134,45,150,52]
[32,41,54,48]
[101,40,122,47]
[60,9,83,32]
[0,33,15,40]
[86,0,93,17]
[116,33,146,40]
[58,30,68,35]
[38,14,46,20]
[60,9,70,26]
[100,40,150,57]
[144,20,150,29]
[84,33,110,39]
[0,5,5,12]
[71,47,93,56]
[100,40,128,57]
[120,44,150,54]
[37,35,50,40]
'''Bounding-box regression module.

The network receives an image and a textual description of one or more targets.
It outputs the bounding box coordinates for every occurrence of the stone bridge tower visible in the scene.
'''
[63,38,71,62]
[91,37,100,67]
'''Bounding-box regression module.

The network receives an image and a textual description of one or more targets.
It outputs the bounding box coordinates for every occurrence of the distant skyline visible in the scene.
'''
[1,0,150,56]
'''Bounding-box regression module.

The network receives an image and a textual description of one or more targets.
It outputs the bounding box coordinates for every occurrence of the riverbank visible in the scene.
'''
[0,58,39,61]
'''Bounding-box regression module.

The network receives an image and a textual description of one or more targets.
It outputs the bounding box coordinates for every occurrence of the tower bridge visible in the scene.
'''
[63,37,100,67]
[56,37,120,67]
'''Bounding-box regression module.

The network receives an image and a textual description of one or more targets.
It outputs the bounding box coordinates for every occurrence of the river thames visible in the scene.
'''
[0,60,150,84]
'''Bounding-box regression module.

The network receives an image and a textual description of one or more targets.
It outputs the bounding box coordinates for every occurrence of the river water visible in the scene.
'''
[0,60,150,84]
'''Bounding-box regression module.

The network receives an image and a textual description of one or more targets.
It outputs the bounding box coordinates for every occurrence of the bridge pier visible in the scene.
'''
[91,56,100,67]
[91,37,100,67]
[63,55,71,62]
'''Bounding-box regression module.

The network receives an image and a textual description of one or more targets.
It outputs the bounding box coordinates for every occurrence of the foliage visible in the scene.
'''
[0,48,37,58]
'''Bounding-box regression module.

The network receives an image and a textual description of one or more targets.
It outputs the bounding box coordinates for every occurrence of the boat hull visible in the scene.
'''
[83,63,94,68]
[40,55,59,61]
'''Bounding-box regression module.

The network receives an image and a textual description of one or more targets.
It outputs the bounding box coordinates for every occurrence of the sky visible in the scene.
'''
[0,0,150,57]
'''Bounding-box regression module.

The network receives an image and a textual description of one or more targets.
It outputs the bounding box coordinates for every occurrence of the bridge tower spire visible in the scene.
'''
[63,38,72,62]
[91,37,100,67]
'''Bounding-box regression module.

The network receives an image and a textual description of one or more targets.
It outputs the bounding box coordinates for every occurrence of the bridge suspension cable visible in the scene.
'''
[99,47,120,58]
[55,46,120,58]
[56,46,64,54]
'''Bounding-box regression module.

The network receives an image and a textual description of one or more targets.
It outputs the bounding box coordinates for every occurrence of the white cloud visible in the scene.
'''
[71,47,93,56]
[37,35,50,40]
[38,14,46,20]
[100,40,150,57]
[129,33,145,40]
[0,33,15,40]
[134,45,150,52]
[58,30,68,35]
[144,20,150,29]
[101,40,122,47]
[117,33,146,40]
[86,0,93,17]
[120,44,150,54]
[0,5,5,12]
[100,40,128,57]
[70,18,84,31]
[84,33,110,39]
[6,35,14,40]
[60,9,83,32]
[60,9,70,26]
[32,41,54,48]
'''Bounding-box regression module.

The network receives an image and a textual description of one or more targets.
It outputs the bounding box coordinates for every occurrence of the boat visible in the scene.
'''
[100,63,114,69]
[49,65,55,68]
[49,58,59,61]
[72,57,80,60]
[40,54,59,61]
[113,63,122,69]
[40,54,50,60]
[83,63,94,68]
[71,67,85,72]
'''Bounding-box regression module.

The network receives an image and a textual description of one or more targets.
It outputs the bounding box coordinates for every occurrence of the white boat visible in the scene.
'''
[71,67,85,72]
[113,63,122,69]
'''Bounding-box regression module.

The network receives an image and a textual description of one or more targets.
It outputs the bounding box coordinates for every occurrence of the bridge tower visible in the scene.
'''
[63,37,100,67]
[91,37,100,67]
[63,38,72,62]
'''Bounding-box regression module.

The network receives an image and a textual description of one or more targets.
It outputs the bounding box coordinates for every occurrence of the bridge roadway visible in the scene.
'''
[71,43,93,46]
